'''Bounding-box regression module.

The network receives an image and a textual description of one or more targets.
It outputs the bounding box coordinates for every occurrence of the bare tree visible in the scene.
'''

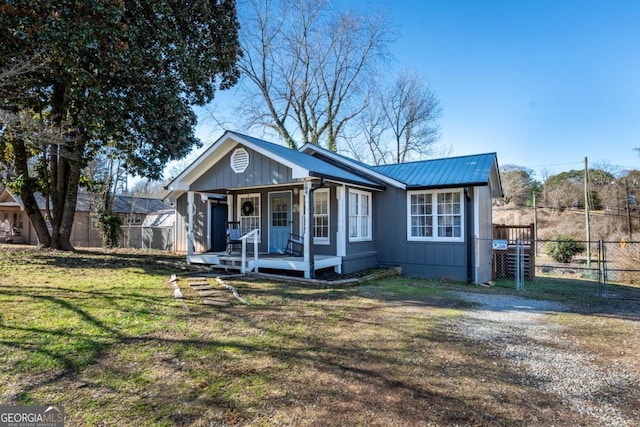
[383,71,442,163]
[238,0,392,150]
[349,70,442,165]
[344,96,392,165]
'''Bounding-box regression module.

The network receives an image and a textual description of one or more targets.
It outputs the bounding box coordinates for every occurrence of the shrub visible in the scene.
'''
[545,236,585,263]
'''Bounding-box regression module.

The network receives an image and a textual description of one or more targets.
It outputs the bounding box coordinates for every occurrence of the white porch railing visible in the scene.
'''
[240,229,260,274]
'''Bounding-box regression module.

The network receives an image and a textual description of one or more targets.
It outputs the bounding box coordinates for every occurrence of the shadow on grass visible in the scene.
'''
[1,246,184,276]
[1,247,637,425]
[1,273,633,425]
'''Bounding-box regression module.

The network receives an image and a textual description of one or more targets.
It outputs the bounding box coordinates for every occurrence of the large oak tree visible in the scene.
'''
[0,0,241,249]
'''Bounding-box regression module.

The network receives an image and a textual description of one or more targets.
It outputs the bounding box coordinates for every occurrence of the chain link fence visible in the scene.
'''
[489,237,640,299]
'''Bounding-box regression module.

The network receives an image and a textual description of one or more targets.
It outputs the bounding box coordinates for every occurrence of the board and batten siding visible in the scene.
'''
[174,192,209,253]
[474,185,494,284]
[191,145,294,193]
[296,186,338,257]
[342,186,378,274]
[374,186,470,282]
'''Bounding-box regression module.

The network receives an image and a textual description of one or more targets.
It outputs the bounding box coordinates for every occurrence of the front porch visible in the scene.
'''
[188,251,342,277]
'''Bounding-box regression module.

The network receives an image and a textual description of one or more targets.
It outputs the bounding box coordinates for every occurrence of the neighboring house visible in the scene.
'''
[0,189,173,249]
[165,131,502,283]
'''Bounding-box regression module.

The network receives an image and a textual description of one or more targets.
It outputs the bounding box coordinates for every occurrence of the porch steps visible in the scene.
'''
[198,289,225,297]
[182,276,234,306]
[202,298,231,307]
[218,256,243,271]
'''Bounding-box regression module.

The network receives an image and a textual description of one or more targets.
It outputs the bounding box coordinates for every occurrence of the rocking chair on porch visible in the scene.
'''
[226,221,243,254]
[285,233,304,256]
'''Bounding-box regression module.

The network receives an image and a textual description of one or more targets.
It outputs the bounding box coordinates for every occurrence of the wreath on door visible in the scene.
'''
[241,200,254,216]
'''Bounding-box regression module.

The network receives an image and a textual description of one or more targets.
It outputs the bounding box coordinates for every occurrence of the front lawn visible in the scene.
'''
[0,246,637,426]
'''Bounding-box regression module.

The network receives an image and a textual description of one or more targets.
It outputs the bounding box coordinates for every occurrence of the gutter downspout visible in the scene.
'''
[465,187,473,283]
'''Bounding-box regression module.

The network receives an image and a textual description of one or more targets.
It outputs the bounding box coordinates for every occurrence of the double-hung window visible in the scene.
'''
[301,188,330,244]
[349,189,371,241]
[408,189,463,241]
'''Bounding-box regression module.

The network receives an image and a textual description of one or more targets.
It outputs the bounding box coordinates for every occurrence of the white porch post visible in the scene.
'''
[187,191,195,263]
[335,185,346,274]
[227,194,234,222]
[337,185,346,257]
[303,180,312,278]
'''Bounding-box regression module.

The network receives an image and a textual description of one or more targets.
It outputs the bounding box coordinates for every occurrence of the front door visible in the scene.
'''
[268,191,291,253]
[209,203,228,252]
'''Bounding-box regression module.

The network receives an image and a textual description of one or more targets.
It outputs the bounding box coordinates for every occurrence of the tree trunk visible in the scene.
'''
[8,81,84,250]
[11,137,51,247]
[48,138,83,250]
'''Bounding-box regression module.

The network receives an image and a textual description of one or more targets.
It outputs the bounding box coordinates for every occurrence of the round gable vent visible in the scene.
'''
[231,147,249,173]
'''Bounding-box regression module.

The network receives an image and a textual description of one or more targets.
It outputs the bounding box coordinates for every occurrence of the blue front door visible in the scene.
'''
[269,192,291,253]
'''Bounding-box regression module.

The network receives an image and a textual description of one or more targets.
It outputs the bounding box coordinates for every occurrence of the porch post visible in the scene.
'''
[227,194,234,222]
[303,180,313,278]
[187,191,195,262]
[336,185,346,257]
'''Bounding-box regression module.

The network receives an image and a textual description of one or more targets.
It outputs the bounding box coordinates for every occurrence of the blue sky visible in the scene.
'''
[192,0,640,181]
[380,0,640,178]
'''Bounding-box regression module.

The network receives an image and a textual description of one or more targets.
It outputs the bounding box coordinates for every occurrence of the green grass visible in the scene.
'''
[0,246,638,426]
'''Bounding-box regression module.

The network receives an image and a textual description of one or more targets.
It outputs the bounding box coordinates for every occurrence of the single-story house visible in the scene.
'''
[0,188,173,248]
[165,131,502,283]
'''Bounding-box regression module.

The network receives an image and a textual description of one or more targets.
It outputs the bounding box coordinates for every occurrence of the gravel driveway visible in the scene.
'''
[450,292,639,427]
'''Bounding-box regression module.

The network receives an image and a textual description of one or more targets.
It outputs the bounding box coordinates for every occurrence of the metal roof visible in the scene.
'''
[142,209,175,227]
[111,195,172,214]
[371,153,498,188]
[8,191,170,214]
[231,132,383,189]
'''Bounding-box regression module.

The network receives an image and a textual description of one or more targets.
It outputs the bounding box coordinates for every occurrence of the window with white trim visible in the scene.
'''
[408,189,463,241]
[349,189,371,241]
[238,193,260,236]
[301,188,330,244]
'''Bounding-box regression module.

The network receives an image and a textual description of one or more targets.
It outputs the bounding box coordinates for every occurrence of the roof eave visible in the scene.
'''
[308,171,385,191]
[300,143,405,190]
[167,131,312,193]
[406,182,490,191]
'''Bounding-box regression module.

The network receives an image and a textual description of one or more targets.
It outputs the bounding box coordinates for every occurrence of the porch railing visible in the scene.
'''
[240,229,260,274]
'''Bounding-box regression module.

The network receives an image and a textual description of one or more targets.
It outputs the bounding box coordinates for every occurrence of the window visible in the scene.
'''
[408,190,463,241]
[301,188,329,244]
[124,214,142,225]
[349,189,371,241]
[238,193,261,235]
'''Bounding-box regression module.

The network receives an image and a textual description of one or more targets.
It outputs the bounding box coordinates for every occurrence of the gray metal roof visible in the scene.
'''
[112,195,171,214]
[371,153,498,188]
[11,191,170,214]
[232,132,383,188]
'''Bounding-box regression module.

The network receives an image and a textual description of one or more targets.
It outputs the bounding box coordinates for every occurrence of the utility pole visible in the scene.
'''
[533,193,538,257]
[584,157,591,267]
[625,178,633,239]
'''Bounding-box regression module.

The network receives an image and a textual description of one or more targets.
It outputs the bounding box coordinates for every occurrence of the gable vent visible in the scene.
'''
[231,148,249,173]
